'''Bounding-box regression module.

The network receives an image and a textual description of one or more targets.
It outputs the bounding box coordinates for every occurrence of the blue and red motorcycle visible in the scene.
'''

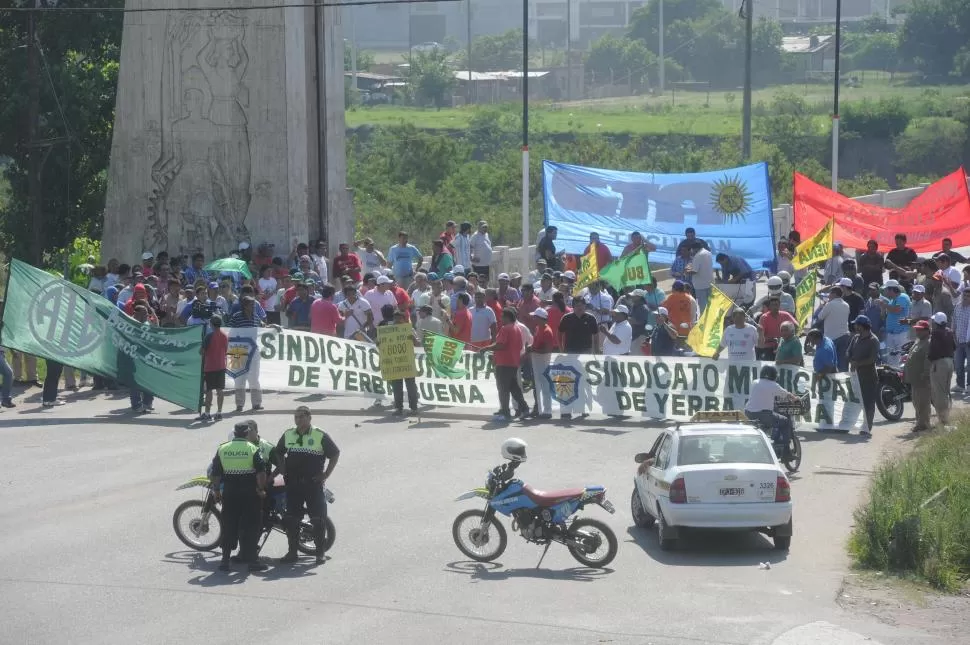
[452,455,618,568]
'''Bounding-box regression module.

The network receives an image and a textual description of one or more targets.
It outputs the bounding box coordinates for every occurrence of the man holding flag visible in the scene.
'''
[583,233,613,270]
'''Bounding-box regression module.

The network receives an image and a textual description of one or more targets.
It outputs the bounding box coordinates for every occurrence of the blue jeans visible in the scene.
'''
[745,409,791,446]
[956,342,969,388]
[834,334,851,372]
[694,288,711,314]
[0,351,12,401]
[130,390,154,409]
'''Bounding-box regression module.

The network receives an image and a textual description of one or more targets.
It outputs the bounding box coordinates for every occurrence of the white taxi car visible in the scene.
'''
[631,423,793,551]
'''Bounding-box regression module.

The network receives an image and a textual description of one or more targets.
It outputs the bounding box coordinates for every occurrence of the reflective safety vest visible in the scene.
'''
[258,439,275,464]
[282,427,327,456]
[218,438,259,475]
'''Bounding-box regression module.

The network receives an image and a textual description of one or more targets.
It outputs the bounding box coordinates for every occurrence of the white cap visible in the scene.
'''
[453,265,465,274]
[631,289,646,298]
[932,312,948,324]
[533,308,549,319]
[657,306,669,316]
[377,276,392,285]
[238,241,251,250]
[141,252,154,260]
[613,304,630,315]
[884,279,901,289]
[839,277,854,288]
[563,270,576,280]
[912,284,926,293]
[498,273,510,281]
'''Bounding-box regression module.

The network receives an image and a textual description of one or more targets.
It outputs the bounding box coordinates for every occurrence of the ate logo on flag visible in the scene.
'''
[28,282,105,358]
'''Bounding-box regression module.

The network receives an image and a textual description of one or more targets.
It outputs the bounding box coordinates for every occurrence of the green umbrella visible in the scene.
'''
[204,258,252,279]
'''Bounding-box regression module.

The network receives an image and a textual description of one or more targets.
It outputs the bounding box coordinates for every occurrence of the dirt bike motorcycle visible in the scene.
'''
[875,340,914,421]
[452,438,618,568]
[173,474,335,556]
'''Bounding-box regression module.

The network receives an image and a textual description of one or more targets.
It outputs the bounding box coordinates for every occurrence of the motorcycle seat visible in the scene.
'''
[522,484,586,506]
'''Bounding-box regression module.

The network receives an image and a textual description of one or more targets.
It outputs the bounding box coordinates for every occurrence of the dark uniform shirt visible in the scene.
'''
[276,427,340,480]
[210,438,266,493]
[558,311,599,353]
[847,332,880,377]
[929,328,956,360]
[844,292,865,321]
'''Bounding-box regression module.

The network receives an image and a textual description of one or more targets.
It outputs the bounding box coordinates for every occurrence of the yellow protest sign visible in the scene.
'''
[795,271,817,330]
[573,245,600,296]
[686,287,733,357]
[376,323,418,381]
[792,219,834,270]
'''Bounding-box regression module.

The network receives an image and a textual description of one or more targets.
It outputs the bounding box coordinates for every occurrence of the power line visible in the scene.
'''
[0,0,462,12]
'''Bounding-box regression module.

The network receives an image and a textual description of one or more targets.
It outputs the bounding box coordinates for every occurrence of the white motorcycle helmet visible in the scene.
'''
[501,438,528,463]
[766,276,784,291]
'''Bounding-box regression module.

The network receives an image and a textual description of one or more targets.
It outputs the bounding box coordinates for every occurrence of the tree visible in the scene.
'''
[585,34,658,89]
[0,3,123,264]
[843,32,900,73]
[894,117,968,176]
[457,29,527,72]
[407,49,457,108]
[344,42,375,72]
[898,0,970,79]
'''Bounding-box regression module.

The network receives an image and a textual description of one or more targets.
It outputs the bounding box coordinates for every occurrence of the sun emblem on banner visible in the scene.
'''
[226,335,258,379]
[710,174,752,223]
[543,364,582,406]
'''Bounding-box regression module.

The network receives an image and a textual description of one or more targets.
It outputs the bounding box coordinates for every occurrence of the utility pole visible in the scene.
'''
[466,0,472,104]
[831,0,843,191]
[521,0,530,271]
[658,0,664,93]
[565,0,571,100]
[27,0,43,267]
[741,0,753,160]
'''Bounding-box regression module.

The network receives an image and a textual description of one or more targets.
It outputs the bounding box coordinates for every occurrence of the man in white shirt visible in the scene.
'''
[355,237,387,275]
[364,276,398,317]
[601,305,633,355]
[311,240,330,285]
[817,286,851,370]
[586,281,614,326]
[713,308,762,362]
[935,253,962,291]
[469,221,493,283]
[744,365,800,456]
[338,285,374,339]
[688,242,715,313]
[454,223,473,269]
[415,305,444,335]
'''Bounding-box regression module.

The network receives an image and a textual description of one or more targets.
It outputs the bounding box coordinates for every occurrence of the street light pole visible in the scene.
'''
[741,0,753,160]
[522,0,530,271]
[466,0,472,104]
[831,0,842,191]
[659,0,664,93]
[565,0,571,100]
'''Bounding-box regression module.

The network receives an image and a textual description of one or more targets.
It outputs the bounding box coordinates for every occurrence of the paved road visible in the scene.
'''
[0,383,947,645]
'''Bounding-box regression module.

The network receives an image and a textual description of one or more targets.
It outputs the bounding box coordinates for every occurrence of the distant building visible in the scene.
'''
[781,35,835,74]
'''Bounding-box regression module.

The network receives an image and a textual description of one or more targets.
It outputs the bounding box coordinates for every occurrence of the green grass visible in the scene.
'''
[849,418,970,591]
[345,74,970,135]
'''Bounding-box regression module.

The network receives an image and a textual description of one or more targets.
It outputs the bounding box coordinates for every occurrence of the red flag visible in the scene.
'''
[793,168,970,252]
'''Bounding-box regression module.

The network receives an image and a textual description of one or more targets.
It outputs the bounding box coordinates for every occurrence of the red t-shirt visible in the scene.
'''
[517,295,540,332]
[531,323,556,353]
[487,300,503,328]
[759,311,797,348]
[283,285,299,309]
[585,242,613,270]
[393,286,412,322]
[494,323,523,367]
[333,253,362,281]
[546,305,571,340]
[203,329,229,372]
[310,298,341,335]
[452,308,472,342]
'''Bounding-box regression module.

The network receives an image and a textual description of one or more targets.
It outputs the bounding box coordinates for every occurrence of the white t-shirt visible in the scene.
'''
[940,266,961,287]
[516,321,534,356]
[745,379,788,413]
[691,249,715,290]
[818,297,850,339]
[721,324,759,361]
[338,297,373,339]
[587,290,614,324]
[358,248,385,275]
[603,320,633,355]
[364,288,398,319]
[258,277,279,310]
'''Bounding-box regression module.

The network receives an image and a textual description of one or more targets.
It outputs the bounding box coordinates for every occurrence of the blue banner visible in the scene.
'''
[543,160,776,267]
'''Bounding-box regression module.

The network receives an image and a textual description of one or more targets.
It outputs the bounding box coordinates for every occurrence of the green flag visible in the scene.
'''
[599,248,652,291]
[0,259,205,411]
[422,330,467,378]
[204,258,252,279]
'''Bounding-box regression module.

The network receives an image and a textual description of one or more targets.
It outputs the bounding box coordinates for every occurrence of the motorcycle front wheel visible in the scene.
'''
[452,509,507,562]
[566,518,618,568]
[296,518,337,555]
[782,433,802,473]
[876,384,904,421]
[173,500,222,551]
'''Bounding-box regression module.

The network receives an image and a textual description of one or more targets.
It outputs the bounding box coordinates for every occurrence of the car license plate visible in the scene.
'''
[719,487,745,497]
[600,500,616,514]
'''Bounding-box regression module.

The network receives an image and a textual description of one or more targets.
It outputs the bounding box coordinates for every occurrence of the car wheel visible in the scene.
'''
[656,507,677,551]
[772,519,792,551]
[631,489,655,528]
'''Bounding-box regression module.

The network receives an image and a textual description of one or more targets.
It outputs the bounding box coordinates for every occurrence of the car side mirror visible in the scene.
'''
[635,452,652,464]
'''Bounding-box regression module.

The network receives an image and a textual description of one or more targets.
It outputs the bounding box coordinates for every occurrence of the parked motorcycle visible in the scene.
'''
[452,441,618,568]
[172,475,335,556]
[875,341,914,421]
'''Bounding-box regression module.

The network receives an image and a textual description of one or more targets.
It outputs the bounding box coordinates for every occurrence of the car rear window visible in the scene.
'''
[677,434,774,466]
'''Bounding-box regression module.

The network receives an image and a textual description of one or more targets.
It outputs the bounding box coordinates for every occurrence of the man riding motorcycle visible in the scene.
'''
[744,365,801,459]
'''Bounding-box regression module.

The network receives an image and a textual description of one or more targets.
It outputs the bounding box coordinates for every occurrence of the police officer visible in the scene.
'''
[276,406,340,565]
[210,422,268,572]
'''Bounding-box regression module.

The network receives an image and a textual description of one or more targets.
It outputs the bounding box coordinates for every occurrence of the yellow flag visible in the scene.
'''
[686,287,734,358]
[573,245,600,296]
[795,271,817,330]
[792,219,834,270]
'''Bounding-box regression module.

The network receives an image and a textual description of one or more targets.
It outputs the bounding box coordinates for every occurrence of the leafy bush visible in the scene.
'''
[849,419,970,591]
[894,116,968,176]
[841,98,911,139]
